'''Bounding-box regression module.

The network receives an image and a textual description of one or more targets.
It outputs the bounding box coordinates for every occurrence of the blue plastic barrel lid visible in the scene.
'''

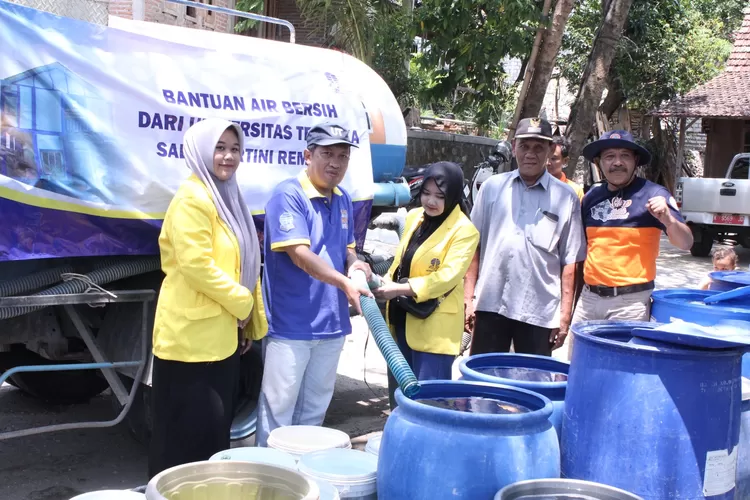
[631,321,750,349]
[703,285,750,304]
[298,449,378,482]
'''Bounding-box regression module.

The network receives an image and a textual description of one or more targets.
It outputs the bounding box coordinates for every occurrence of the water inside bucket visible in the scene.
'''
[476,366,568,382]
[416,396,530,414]
[147,461,318,500]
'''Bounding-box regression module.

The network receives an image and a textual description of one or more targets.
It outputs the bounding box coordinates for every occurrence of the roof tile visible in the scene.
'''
[653,71,750,117]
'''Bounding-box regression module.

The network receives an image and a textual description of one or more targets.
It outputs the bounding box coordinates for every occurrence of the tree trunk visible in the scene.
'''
[507,0,553,140]
[564,0,634,176]
[598,72,625,120]
[520,0,576,119]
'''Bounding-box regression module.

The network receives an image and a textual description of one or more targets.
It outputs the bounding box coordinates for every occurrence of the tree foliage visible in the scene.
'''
[413,0,542,127]
[234,0,264,33]
[294,0,398,65]
[692,0,747,39]
[560,0,741,111]
[370,8,421,108]
[291,0,421,109]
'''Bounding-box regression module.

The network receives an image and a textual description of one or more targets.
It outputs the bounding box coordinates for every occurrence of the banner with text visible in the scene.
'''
[0,1,375,261]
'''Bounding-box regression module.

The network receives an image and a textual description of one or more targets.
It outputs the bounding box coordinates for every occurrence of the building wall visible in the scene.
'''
[109,0,234,33]
[264,0,327,46]
[704,118,744,178]
[108,0,134,21]
[406,129,499,179]
[686,119,707,153]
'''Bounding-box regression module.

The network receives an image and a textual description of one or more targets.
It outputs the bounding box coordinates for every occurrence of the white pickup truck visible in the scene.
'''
[675,153,750,257]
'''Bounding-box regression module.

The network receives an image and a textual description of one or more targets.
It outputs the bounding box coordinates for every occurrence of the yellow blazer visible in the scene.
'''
[153,175,267,363]
[386,205,479,356]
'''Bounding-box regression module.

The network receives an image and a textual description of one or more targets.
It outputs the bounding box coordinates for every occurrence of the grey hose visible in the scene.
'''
[368,213,406,277]
[0,257,161,320]
[0,266,73,297]
[371,213,405,240]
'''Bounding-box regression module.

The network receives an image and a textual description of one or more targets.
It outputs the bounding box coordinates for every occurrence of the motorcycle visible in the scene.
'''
[468,140,513,205]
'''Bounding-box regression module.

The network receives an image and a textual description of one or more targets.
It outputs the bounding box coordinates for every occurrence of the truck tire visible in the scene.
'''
[0,352,21,389]
[4,348,108,403]
[690,236,713,258]
[111,345,264,446]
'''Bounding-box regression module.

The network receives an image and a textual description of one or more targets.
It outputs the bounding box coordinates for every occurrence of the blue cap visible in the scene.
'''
[582,130,651,166]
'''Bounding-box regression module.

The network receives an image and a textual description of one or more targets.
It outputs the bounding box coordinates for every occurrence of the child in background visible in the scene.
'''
[699,247,738,290]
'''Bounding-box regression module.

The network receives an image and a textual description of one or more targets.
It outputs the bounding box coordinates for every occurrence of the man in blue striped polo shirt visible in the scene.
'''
[256,122,373,446]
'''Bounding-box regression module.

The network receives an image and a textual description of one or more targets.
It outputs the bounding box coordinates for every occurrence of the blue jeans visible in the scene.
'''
[256,335,346,447]
[387,323,454,410]
[395,323,454,381]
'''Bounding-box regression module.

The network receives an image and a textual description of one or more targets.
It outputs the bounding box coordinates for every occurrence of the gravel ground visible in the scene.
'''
[0,229,747,500]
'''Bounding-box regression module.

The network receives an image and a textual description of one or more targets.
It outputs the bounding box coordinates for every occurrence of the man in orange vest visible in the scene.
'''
[546,135,584,201]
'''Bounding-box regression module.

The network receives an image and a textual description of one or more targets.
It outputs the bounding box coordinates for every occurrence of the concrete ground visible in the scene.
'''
[0,234,747,499]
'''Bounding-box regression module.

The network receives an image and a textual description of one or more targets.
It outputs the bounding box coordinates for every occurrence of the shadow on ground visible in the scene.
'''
[0,370,389,500]
[655,238,750,290]
[326,373,389,438]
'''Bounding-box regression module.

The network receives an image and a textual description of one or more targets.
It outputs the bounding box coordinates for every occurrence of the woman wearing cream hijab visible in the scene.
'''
[149,118,266,478]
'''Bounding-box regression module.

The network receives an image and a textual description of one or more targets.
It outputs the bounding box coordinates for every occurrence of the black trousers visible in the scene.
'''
[148,348,240,479]
[470,311,553,356]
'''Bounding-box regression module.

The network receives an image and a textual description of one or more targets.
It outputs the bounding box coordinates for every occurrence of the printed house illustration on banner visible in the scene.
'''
[0,62,116,203]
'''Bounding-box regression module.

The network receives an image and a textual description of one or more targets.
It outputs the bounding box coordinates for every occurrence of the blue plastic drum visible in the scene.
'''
[709,271,750,292]
[458,353,568,442]
[651,288,750,378]
[651,289,750,325]
[738,380,750,500]
[378,380,560,499]
[562,321,745,499]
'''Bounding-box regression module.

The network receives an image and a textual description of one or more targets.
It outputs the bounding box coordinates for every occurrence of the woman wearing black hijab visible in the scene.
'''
[374,162,479,380]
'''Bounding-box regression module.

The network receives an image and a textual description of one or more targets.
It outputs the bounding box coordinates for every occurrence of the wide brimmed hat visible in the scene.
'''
[582,130,651,166]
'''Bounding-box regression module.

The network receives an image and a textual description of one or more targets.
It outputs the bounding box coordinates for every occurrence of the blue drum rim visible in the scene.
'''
[459,353,569,391]
[394,380,554,428]
[651,289,750,314]
[572,320,741,358]
[709,270,750,287]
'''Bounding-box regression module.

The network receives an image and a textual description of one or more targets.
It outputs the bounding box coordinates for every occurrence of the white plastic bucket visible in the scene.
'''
[70,492,145,499]
[209,446,297,469]
[298,449,377,500]
[268,425,351,461]
[364,433,382,456]
[316,479,341,500]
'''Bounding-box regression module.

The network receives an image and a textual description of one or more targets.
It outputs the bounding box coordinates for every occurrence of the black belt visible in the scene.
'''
[586,281,655,298]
